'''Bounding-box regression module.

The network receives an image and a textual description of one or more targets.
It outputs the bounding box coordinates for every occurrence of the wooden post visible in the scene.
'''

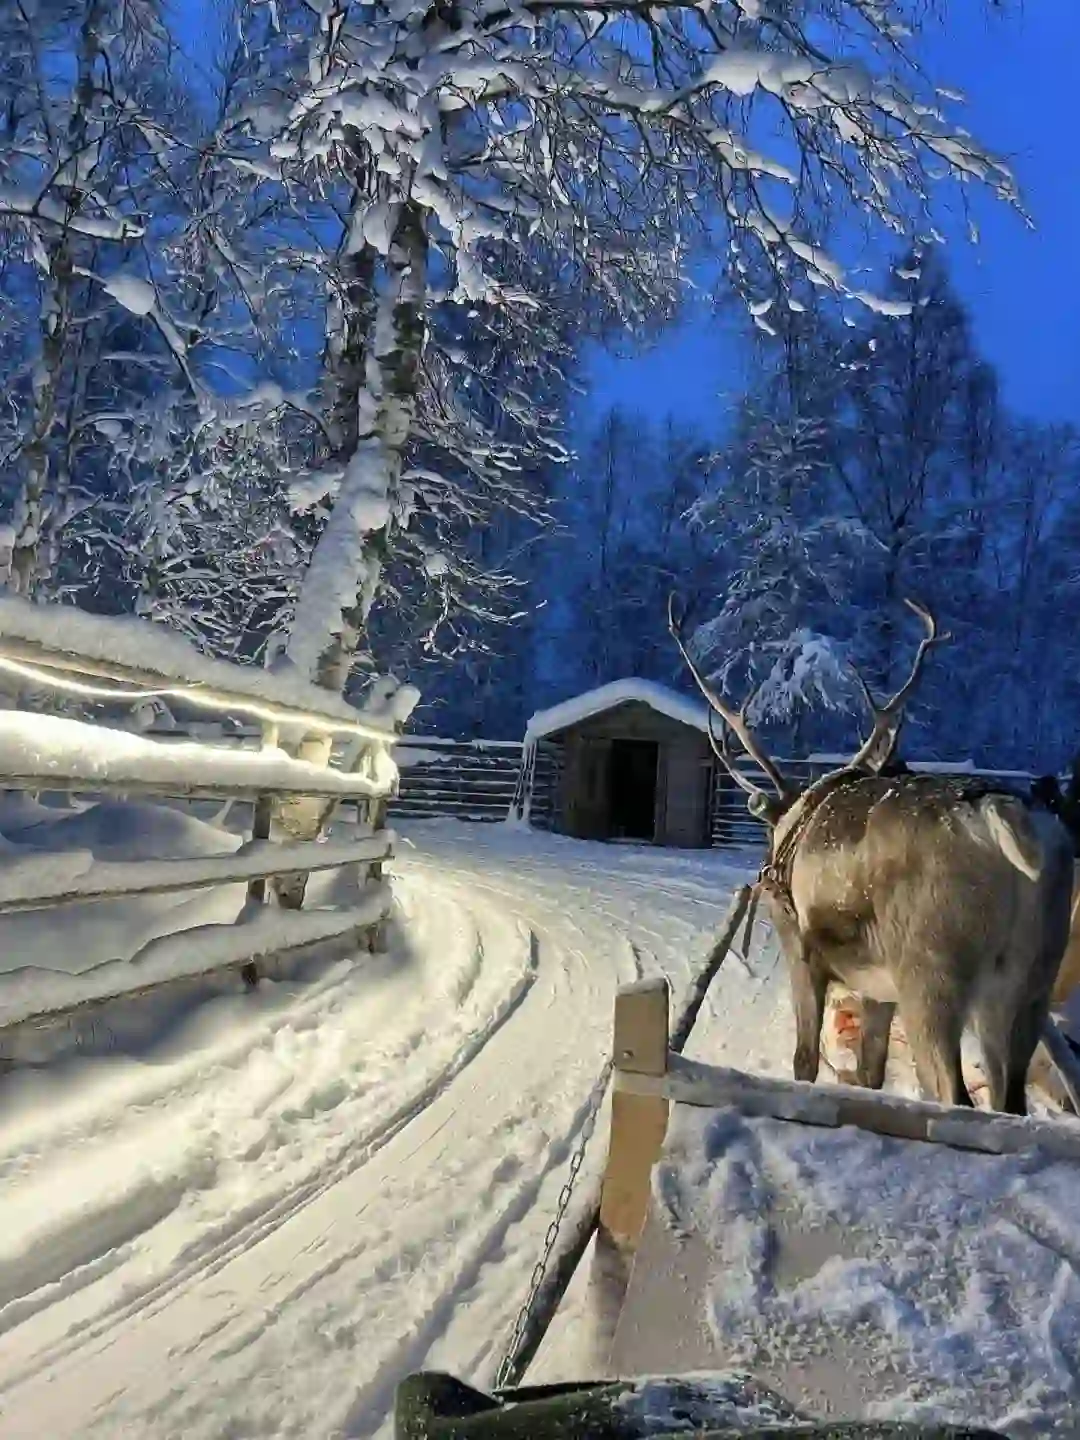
[365,728,401,954]
[242,722,279,990]
[598,976,671,1256]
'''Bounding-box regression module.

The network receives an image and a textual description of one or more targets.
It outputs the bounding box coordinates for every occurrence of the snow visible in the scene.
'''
[0,796,249,991]
[102,274,157,316]
[395,746,451,769]
[525,678,711,743]
[0,185,143,241]
[0,712,396,799]
[0,793,391,1027]
[0,594,397,737]
[652,1105,1080,1434]
[0,820,759,1438]
[1,816,1072,1436]
[0,885,391,1031]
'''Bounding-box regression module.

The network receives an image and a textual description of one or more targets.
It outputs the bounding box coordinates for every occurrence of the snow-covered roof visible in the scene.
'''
[525,678,710,743]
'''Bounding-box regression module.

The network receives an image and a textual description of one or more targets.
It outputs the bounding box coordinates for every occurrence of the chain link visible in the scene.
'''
[494,1058,614,1392]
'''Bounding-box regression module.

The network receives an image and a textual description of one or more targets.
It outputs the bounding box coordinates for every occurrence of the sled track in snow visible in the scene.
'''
[0,828,747,1440]
[0,892,541,1390]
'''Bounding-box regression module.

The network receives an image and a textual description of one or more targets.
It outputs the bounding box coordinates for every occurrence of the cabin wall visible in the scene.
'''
[660,736,713,847]
[552,701,714,848]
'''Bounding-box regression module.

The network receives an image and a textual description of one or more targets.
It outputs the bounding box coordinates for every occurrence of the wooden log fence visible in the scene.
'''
[0,599,401,1053]
[0,833,394,913]
[392,737,558,829]
[710,758,1038,850]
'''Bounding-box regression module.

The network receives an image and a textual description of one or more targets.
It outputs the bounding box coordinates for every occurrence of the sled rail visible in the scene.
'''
[599,976,1080,1260]
[593,978,1080,1423]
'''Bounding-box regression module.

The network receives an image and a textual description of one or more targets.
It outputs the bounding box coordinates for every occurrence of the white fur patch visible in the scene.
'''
[978,797,1041,881]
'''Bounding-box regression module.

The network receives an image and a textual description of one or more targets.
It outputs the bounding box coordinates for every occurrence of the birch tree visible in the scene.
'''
[0,0,171,595]
[231,0,1016,711]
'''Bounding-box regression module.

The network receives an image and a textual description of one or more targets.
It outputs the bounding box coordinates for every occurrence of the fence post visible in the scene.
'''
[363,723,402,953]
[241,722,279,989]
[598,976,670,1256]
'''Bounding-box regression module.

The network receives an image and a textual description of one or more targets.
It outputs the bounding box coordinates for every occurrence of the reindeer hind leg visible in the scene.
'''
[978,864,1072,1116]
[975,984,1043,1117]
[788,952,828,1085]
[853,999,896,1090]
[975,959,1056,1117]
[895,975,972,1108]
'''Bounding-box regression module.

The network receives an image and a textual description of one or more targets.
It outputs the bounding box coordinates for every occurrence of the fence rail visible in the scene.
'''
[392,736,557,828]
[0,599,400,1052]
[710,757,1038,850]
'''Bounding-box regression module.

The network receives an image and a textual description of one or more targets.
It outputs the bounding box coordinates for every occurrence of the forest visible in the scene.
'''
[0,0,1074,770]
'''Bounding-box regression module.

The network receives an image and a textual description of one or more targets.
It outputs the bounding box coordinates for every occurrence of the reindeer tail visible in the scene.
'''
[978,795,1044,881]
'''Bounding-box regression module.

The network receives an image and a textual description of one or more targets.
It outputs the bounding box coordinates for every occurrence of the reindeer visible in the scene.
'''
[670,597,1076,1115]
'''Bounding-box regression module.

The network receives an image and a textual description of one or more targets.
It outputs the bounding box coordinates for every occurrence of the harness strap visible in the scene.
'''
[739,884,761,957]
[744,769,867,958]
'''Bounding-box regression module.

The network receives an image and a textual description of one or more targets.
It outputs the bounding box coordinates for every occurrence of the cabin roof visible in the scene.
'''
[524,678,710,744]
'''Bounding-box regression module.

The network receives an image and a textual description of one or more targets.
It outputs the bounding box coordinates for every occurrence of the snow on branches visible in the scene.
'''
[0,0,1017,714]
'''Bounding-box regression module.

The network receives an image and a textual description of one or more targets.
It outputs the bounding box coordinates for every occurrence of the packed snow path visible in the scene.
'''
[0,821,766,1439]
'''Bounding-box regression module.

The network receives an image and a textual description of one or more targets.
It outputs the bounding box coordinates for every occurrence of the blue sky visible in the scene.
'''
[171,1,1077,433]
[588,3,1080,432]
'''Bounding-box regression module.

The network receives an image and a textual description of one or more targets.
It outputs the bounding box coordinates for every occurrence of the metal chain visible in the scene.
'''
[494,1058,614,1391]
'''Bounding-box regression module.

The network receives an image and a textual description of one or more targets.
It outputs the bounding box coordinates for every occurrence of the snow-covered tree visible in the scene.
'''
[0,0,175,595]
[689,386,872,743]
[977,420,1080,766]
[816,251,1008,756]
[210,0,1017,713]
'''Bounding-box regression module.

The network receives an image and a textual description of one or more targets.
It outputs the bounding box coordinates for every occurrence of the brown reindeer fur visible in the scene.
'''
[1051,861,1080,1006]
[762,772,1075,1115]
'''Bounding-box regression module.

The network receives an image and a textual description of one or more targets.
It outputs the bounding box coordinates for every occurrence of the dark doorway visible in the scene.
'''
[608,740,659,841]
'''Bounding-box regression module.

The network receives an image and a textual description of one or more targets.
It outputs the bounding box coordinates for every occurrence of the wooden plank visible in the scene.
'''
[0,883,393,1035]
[396,781,519,800]
[0,923,380,1052]
[0,771,384,802]
[397,772,518,785]
[599,977,671,1253]
[396,737,523,753]
[617,1054,1080,1164]
[0,833,393,913]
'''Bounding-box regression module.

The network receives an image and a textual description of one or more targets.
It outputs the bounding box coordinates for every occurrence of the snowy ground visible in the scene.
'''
[0,817,767,1439]
[643,1106,1080,1437]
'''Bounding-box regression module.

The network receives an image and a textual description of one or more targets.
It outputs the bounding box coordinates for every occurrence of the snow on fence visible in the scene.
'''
[711,756,1038,849]
[0,596,401,1041]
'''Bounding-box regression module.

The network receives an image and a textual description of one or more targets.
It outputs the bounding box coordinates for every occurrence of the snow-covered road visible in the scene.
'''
[0,821,772,1439]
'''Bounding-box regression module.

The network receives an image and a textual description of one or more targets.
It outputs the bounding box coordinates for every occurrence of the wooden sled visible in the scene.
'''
[591,977,1080,1432]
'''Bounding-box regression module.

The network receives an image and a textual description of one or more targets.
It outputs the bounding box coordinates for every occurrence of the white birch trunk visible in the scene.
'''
[287,199,426,695]
[271,201,426,905]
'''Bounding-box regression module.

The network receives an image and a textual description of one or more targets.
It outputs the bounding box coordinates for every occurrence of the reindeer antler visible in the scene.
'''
[706,710,762,798]
[668,593,792,803]
[847,599,951,773]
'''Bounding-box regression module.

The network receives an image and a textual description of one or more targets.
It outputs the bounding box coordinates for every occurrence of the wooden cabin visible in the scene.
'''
[522,679,716,848]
